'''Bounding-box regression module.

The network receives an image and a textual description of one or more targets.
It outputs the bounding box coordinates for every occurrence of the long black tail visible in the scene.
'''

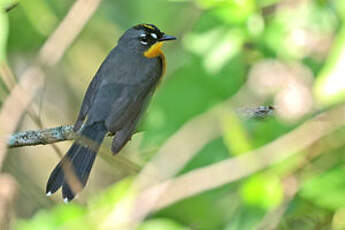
[46,122,107,202]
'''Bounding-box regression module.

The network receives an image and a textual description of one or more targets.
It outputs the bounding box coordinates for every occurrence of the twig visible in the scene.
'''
[0,174,17,230]
[126,105,345,227]
[6,106,274,148]
[5,2,19,13]
[8,125,75,148]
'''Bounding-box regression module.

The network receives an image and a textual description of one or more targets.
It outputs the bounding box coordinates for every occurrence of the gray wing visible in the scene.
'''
[73,47,119,131]
[73,70,102,132]
[104,84,154,133]
[85,82,134,127]
[85,82,152,130]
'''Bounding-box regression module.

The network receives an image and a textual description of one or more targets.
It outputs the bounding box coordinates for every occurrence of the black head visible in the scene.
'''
[117,24,176,54]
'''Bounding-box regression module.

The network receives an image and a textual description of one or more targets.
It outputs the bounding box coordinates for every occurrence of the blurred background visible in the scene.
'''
[1,0,345,229]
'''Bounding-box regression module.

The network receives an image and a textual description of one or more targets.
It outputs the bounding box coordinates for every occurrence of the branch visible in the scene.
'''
[0,0,102,169]
[7,106,275,148]
[98,105,345,228]
[132,105,345,222]
[8,125,75,148]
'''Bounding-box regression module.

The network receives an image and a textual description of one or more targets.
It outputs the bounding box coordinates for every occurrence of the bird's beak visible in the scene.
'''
[159,34,177,42]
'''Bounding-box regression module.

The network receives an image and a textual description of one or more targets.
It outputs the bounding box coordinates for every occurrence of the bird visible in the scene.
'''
[45,24,176,202]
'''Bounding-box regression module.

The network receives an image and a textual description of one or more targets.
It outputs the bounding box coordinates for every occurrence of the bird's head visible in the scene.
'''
[118,24,176,57]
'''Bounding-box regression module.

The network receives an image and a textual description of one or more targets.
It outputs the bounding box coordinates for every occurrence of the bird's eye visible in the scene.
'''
[139,34,149,45]
[150,33,158,39]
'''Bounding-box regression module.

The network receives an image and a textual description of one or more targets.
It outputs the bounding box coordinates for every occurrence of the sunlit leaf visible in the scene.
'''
[212,0,256,25]
[256,0,281,8]
[314,26,345,106]
[89,177,134,210]
[0,0,16,8]
[240,173,283,210]
[184,27,245,74]
[15,204,86,230]
[137,218,190,230]
[262,1,337,59]
[0,0,9,62]
[333,208,345,230]
[195,0,227,8]
[221,109,252,156]
[332,0,345,21]
[21,0,58,36]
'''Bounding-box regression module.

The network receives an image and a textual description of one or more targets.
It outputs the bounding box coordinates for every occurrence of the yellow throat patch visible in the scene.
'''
[144,42,164,58]
[144,42,166,76]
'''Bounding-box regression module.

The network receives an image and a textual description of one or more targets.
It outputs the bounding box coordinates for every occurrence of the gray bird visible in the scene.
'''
[46,24,176,202]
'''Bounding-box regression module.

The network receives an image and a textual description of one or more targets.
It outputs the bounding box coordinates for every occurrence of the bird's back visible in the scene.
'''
[85,46,163,126]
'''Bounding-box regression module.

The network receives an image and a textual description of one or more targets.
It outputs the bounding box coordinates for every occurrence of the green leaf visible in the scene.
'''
[221,110,252,156]
[137,218,190,230]
[0,3,8,62]
[15,178,134,230]
[332,0,345,21]
[21,0,57,36]
[89,176,134,211]
[301,166,345,210]
[212,0,256,25]
[314,25,345,106]
[15,204,86,230]
[0,0,16,8]
[240,173,284,210]
[224,207,265,230]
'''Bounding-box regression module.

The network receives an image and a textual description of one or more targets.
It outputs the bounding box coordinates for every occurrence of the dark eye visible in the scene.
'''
[139,34,149,45]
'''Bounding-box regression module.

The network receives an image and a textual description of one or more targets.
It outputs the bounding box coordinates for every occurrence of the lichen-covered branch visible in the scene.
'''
[7,106,274,148]
[8,125,76,148]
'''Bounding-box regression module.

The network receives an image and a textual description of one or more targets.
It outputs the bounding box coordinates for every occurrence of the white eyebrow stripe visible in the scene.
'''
[151,33,158,39]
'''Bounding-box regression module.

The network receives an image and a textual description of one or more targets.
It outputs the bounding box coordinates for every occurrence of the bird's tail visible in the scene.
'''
[46,122,107,202]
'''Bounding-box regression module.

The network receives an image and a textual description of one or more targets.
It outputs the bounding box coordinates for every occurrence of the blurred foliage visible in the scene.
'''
[0,0,11,61]
[301,166,345,210]
[2,0,345,229]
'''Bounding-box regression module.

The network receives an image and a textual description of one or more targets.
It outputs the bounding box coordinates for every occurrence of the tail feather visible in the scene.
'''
[62,145,97,201]
[46,122,107,201]
[46,143,80,194]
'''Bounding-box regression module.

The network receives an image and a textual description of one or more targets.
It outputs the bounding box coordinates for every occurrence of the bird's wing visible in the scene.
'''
[73,47,119,132]
[85,81,151,130]
[105,83,155,133]
[73,70,102,132]
[85,82,131,124]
